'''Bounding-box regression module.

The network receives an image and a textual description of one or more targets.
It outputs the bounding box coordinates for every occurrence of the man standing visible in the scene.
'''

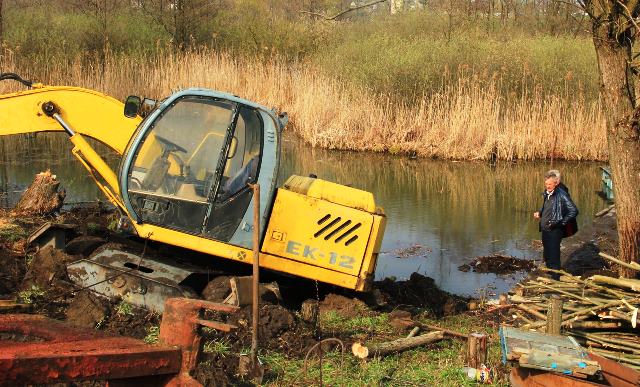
[533,171,579,278]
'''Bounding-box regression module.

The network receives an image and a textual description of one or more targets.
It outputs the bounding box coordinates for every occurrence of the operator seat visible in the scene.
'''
[218,156,259,201]
[141,156,170,191]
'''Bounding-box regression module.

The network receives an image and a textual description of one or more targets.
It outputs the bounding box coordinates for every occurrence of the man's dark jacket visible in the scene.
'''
[538,188,579,237]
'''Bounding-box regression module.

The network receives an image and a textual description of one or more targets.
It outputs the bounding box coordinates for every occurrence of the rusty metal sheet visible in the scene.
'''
[0,314,181,386]
[589,353,640,387]
[509,367,602,387]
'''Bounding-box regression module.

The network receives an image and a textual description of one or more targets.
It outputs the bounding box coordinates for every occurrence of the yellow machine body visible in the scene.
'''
[0,84,386,293]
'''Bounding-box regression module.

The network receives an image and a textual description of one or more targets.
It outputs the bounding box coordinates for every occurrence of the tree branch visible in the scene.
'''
[301,0,388,21]
[615,0,640,34]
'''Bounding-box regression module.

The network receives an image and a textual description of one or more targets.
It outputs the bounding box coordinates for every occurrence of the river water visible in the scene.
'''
[0,133,609,297]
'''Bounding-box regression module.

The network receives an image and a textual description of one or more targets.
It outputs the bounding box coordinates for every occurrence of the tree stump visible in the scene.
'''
[300,299,319,324]
[466,333,488,369]
[546,295,564,335]
[12,170,65,216]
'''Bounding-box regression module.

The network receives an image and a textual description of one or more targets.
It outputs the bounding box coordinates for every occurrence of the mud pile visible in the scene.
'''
[458,254,537,274]
[374,272,468,317]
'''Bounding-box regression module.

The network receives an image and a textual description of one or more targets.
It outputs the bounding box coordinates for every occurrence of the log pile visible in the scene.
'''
[506,262,640,370]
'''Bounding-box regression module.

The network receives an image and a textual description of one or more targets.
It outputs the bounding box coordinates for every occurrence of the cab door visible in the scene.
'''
[204,106,263,240]
[125,96,234,234]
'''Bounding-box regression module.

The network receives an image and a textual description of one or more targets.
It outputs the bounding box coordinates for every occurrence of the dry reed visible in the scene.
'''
[0,48,607,161]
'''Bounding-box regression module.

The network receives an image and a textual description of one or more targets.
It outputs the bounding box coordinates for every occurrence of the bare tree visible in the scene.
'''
[70,0,122,53]
[0,0,4,42]
[140,0,222,50]
[579,0,640,276]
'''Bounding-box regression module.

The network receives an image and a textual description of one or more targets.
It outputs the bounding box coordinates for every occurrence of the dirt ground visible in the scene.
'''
[0,199,624,385]
[562,207,619,276]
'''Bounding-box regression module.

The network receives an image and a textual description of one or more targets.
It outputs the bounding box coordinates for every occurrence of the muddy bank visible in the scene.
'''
[0,192,624,385]
[0,201,477,385]
[458,254,537,274]
[562,206,619,275]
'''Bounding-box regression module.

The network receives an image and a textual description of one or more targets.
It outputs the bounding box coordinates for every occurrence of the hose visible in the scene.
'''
[0,72,34,87]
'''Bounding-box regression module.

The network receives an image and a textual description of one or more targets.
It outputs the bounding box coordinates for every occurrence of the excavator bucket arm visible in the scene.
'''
[0,85,142,209]
[0,86,141,154]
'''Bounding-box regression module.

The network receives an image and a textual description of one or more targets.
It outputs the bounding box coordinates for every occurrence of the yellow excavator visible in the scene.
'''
[0,73,386,311]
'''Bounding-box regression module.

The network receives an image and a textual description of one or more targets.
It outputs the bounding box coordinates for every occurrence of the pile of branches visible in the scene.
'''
[506,255,640,370]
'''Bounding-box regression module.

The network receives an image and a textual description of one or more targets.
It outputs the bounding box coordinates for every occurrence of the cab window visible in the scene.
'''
[127,97,233,233]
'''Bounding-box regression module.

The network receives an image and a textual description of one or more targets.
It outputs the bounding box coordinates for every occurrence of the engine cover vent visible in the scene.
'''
[315,214,361,245]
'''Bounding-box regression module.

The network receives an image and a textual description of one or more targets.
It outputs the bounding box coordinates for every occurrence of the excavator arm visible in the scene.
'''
[0,84,142,210]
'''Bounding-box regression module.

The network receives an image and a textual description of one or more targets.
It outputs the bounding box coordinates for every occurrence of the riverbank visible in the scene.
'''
[0,181,623,385]
[0,204,510,385]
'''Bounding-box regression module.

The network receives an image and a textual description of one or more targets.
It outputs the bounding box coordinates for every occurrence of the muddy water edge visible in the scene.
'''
[1,133,609,298]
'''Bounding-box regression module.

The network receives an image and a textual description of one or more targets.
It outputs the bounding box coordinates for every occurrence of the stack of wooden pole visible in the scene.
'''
[506,253,640,370]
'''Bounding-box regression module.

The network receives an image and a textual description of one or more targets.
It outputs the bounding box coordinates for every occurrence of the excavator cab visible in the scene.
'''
[119,90,281,248]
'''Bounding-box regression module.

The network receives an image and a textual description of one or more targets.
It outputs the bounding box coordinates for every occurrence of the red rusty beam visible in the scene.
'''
[0,314,181,385]
[589,353,640,387]
[509,367,601,387]
[0,298,239,386]
[510,357,640,387]
[159,298,240,386]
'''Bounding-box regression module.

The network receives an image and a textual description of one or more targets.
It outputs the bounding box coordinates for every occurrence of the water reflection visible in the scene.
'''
[0,133,609,296]
[280,135,609,296]
[0,134,118,208]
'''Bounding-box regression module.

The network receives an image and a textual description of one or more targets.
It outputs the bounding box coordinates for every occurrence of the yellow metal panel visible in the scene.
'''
[132,223,360,289]
[262,189,374,276]
[283,175,377,213]
[356,213,387,291]
[0,86,141,154]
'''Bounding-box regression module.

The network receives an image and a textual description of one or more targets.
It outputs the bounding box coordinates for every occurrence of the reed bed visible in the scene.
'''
[0,48,607,161]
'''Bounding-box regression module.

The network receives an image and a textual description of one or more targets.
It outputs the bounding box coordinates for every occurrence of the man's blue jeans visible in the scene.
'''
[542,228,563,279]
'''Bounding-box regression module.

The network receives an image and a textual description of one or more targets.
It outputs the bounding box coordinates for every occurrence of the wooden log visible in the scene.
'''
[12,170,65,216]
[599,252,640,272]
[466,333,488,369]
[300,299,319,324]
[515,311,534,324]
[516,304,547,320]
[522,298,633,330]
[351,331,444,359]
[567,321,621,329]
[406,327,420,338]
[414,322,467,339]
[595,204,615,218]
[589,275,640,292]
[546,295,564,335]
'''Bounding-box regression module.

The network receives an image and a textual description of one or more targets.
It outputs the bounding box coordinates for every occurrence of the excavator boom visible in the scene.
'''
[0,85,141,154]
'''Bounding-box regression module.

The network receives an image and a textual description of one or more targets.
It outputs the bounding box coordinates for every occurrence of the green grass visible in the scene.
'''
[320,311,392,336]
[143,325,160,344]
[18,285,46,304]
[114,299,135,317]
[0,223,29,244]
[262,313,509,386]
[203,339,232,357]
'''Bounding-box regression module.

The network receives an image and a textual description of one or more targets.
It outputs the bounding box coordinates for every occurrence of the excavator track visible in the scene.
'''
[67,244,211,313]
